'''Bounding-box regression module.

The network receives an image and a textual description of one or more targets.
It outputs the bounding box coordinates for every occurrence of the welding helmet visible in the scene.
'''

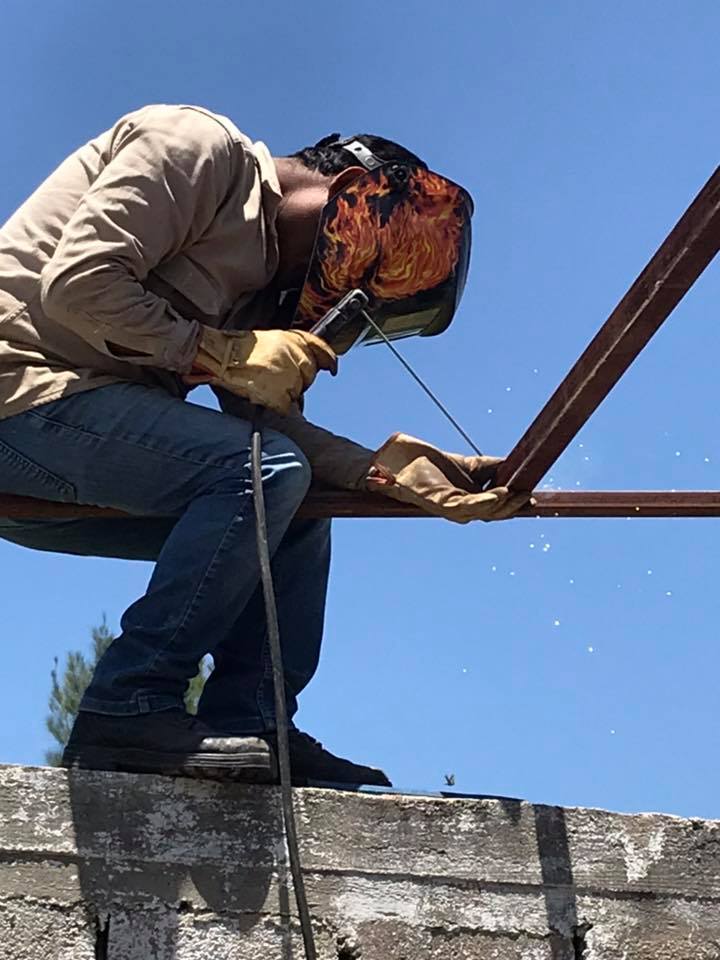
[291,137,473,355]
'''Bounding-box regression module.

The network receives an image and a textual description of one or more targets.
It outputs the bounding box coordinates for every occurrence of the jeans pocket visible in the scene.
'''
[0,438,77,502]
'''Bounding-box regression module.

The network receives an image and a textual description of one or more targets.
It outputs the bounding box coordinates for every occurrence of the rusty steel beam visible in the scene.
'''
[496,165,720,492]
[299,489,720,519]
[1,490,720,521]
[519,491,720,519]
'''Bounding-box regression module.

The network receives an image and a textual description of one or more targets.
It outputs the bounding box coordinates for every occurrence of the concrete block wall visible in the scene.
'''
[1,764,719,959]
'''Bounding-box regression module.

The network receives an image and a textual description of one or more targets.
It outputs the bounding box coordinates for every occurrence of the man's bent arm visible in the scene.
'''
[40,106,234,373]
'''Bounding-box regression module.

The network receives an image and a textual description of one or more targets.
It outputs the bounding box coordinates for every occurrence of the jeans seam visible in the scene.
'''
[26,408,253,471]
[0,438,77,500]
[80,693,180,715]
[143,494,254,677]
[256,633,274,729]
[257,550,286,730]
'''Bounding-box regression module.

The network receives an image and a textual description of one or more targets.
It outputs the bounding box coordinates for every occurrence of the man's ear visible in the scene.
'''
[327,165,366,198]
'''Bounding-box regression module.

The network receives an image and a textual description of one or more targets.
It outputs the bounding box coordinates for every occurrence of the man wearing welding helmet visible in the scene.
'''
[0,105,528,785]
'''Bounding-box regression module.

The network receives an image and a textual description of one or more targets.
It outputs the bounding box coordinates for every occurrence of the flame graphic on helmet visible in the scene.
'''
[297,167,467,326]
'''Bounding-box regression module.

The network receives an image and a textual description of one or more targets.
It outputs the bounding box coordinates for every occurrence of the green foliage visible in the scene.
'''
[45,618,114,766]
[45,617,210,765]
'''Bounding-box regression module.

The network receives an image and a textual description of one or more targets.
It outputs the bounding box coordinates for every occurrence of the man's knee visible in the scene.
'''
[258,429,311,507]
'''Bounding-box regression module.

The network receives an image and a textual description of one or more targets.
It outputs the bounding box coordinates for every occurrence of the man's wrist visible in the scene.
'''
[366,463,395,486]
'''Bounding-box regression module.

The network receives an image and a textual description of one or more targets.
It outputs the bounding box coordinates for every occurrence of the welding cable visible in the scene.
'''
[250,416,317,960]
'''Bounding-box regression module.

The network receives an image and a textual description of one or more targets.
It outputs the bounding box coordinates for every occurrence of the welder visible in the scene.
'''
[0,105,529,786]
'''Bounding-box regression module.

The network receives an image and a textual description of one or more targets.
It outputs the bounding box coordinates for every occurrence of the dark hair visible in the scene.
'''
[292,133,427,176]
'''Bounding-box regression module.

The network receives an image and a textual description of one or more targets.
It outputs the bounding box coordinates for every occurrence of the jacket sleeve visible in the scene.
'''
[40,107,234,373]
[214,388,374,491]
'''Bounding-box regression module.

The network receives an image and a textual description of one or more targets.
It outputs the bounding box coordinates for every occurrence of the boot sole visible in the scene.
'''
[61,745,277,782]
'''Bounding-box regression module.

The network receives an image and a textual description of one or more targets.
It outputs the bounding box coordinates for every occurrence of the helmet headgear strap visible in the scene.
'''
[331,136,384,171]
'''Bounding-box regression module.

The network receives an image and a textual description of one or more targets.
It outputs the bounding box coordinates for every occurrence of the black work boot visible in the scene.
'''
[61,709,277,781]
[266,729,392,787]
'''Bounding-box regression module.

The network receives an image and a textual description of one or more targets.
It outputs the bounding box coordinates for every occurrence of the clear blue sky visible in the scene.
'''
[1,0,718,819]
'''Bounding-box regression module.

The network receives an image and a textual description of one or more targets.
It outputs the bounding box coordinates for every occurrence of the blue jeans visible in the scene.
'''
[0,383,331,732]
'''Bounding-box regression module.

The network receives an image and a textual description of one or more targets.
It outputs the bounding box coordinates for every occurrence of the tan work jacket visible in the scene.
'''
[0,104,282,418]
[0,103,374,490]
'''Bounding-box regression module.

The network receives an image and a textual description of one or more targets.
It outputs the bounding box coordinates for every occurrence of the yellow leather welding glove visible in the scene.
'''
[190,327,338,414]
[367,433,532,523]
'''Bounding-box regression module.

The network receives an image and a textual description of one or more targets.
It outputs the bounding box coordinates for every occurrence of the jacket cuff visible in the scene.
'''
[157,311,201,374]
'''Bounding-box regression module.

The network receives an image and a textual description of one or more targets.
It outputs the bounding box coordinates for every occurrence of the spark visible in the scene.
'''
[587,646,594,653]
[666,591,672,597]
[553,619,561,627]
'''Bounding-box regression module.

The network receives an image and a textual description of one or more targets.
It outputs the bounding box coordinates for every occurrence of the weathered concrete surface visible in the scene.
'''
[1,764,719,959]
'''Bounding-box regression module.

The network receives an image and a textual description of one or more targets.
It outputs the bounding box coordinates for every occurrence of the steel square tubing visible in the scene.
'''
[303,489,720,518]
[495,166,720,492]
[1,489,720,520]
